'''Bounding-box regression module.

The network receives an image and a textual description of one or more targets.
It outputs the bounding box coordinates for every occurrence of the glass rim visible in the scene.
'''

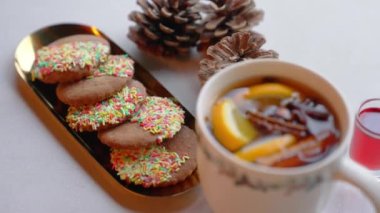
[356,98,380,139]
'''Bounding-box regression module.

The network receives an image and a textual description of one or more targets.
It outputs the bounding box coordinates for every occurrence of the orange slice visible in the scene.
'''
[235,134,296,162]
[245,83,294,99]
[211,99,258,152]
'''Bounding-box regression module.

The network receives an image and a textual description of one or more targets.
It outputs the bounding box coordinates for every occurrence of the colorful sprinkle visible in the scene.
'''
[32,41,109,81]
[110,146,189,187]
[66,86,144,132]
[90,55,134,78]
[131,96,185,143]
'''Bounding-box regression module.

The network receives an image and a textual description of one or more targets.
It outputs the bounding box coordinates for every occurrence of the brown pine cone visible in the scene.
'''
[199,31,279,84]
[128,0,202,57]
[197,0,264,52]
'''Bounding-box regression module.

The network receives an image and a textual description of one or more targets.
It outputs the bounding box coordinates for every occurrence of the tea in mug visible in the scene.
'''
[210,78,340,167]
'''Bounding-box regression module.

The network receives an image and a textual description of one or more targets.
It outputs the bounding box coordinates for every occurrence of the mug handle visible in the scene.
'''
[336,156,380,211]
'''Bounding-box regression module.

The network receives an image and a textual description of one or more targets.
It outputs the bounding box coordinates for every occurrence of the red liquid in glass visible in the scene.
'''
[350,107,380,170]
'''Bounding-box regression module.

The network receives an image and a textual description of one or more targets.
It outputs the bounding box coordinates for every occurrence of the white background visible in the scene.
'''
[0,0,378,212]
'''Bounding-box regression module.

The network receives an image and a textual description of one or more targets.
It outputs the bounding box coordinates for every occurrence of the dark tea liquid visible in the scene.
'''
[215,78,340,168]
[350,107,380,170]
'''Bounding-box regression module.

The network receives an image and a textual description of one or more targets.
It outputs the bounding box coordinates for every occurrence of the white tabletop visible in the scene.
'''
[0,0,378,212]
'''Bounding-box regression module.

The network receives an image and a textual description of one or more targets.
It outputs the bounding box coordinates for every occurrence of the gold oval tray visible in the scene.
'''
[14,23,198,197]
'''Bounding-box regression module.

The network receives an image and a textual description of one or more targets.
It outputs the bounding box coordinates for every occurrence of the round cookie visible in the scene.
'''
[32,40,109,84]
[98,96,185,148]
[56,55,135,106]
[110,126,197,188]
[66,80,147,132]
[56,76,129,107]
[49,34,110,47]
[98,122,156,148]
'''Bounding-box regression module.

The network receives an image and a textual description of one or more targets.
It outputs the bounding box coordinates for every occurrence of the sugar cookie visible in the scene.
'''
[32,41,109,83]
[66,80,147,132]
[98,96,185,148]
[110,126,197,188]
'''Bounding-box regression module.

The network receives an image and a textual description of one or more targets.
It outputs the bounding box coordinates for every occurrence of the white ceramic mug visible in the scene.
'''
[196,59,380,213]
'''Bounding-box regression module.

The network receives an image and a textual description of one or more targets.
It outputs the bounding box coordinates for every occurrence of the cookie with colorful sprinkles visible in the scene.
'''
[32,40,110,84]
[110,126,197,188]
[56,55,135,107]
[98,96,185,148]
[66,79,147,132]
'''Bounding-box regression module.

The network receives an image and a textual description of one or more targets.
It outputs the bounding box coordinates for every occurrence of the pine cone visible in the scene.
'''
[199,31,278,84]
[128,0,201,57]
[197,0,264,52]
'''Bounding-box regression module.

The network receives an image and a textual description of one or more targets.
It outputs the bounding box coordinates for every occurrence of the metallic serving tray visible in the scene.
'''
[14,23,198,197]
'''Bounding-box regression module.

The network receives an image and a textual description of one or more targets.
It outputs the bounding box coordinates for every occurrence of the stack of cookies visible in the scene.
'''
[32,35,197,188]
